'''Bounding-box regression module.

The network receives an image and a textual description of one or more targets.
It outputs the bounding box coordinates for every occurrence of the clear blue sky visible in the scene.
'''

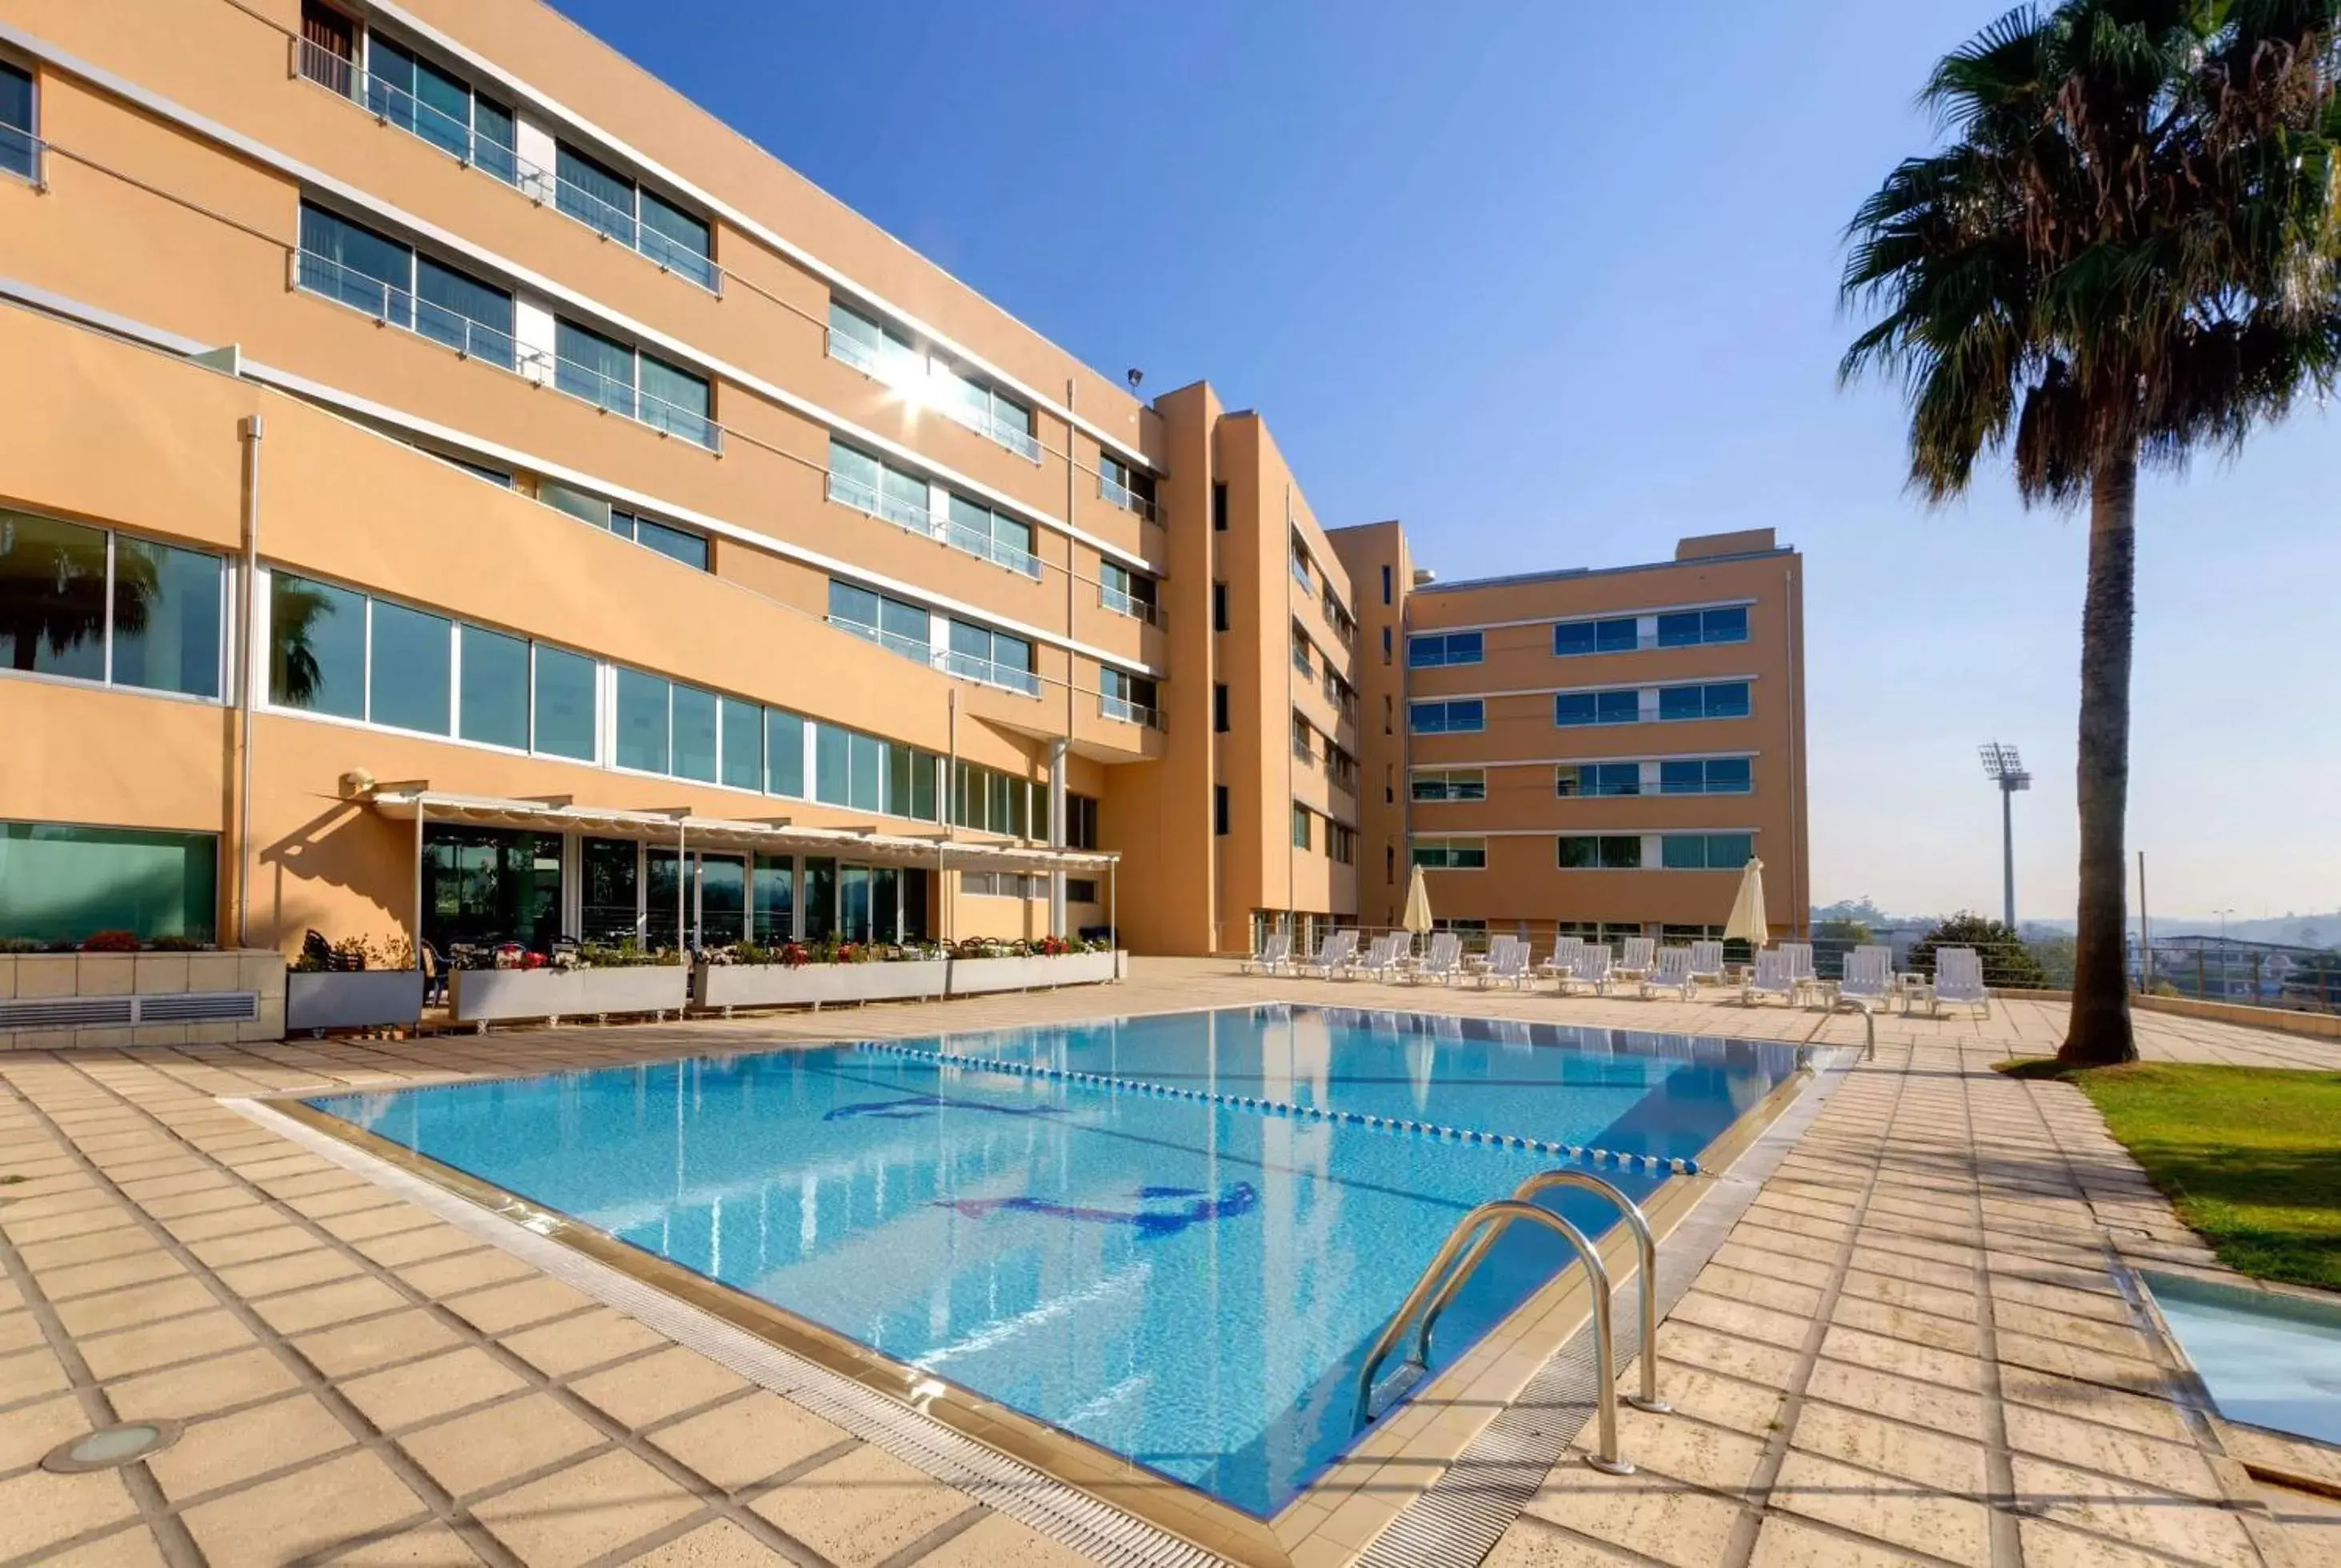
[549,0,2339,924]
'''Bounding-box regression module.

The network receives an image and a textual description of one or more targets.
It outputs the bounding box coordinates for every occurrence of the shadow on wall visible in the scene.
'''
[257,797,407,953]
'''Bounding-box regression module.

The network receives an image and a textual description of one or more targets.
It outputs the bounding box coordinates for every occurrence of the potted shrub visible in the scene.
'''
[450,941,688,1026]
[286,934,424,1034]
[946,934,1121,995]
[692,938,949,1011]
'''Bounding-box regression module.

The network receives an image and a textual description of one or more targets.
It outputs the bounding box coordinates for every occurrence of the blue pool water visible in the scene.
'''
[2149,1271,2341,1446]
[309,1005,1803,1515]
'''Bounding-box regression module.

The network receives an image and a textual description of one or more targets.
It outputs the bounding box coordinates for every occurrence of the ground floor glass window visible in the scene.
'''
[0,822,215,943]
[421,825,562,955]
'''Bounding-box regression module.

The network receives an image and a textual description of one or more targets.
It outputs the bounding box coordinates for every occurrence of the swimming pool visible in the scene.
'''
[302,1006,1805,1518]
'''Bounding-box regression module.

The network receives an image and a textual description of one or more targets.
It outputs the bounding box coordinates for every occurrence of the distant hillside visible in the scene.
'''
[1815,902,2341,950]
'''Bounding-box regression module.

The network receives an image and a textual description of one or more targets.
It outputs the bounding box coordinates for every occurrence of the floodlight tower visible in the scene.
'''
[1979,743,2031,930]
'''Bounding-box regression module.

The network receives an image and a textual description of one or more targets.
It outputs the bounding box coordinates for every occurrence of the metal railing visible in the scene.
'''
[1290,554,1314,593]
[298,39,720,294]
[827,615,933,666]
[2,118,40,186]
[1098,474,1158,524]
[1293,735,1316,765]
[1098,694,1162,730]
[1355,1196,1635,1474]
[1097,585,1161,626]
[295,248,523,370]
[942,517,1042,579]
[828,471,1038,578]
[941,398,1043,462]
[938,648,1041,698]
[551,353,721,450]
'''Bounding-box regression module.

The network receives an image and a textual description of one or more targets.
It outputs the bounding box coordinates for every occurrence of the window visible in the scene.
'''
[1554,689,1642,726]
[764,710,806,797]
[268,574,364,718]
[1291,804,1312,850]
[1215,785,1230,837]
[1411,770,1487,802]
[1381,564,1392,605]
[718,698,761,791]
[366,35,515,182]
[826,300,922,386]
[457,626,528,750]
[579,837,639,943]
[1330,823,1356,865]
[671,685,718,781]
[0,821,215,944]
[1661,833,1756,870]
[555,142,716,288]
[950,760,1039,835]
[1558,762,1642,798]
[1382,626,1392,666]
[1290,538,1314,592]
[828,581,932,663]
[1386,844,1395,885]
[297,204,514,368]
[1211,481,1227,531]
[751,854,794,941]
[1656,606,1749,646]
[1659,757,1753,795]
[946,494,1040,577]
[1408,699,1484,734]
[1,510,224,700]
[946,621,1038,695]
[1213,682,1230,733]
[533,646,597,762]
[554,320,714,447]
[1558,834,1643,870]
[1067,878,1099,904]
[1659,682,1752,722]
[1410,838,1487,870]
[370,600,452,735]
[934,362,1039,460]
[1291,630,1314,677]
[614,668,671,773]
[1099,562,1158,619]
[962,873,1044,900]
[610,511,710,571]
[1212,582,1229,631]
[1100,667,1157,724]
[1407,631,1483,668]
[1,59,35,182]
[1066,794,1100,850]
[1552,617,1639,657]
[1385,765,1395,805]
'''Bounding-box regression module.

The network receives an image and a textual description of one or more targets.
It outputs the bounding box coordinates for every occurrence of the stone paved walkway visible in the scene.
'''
[1,962,2335,1568]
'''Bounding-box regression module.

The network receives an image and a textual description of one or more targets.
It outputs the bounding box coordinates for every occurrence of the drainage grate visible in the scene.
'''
[0,991,258,1031]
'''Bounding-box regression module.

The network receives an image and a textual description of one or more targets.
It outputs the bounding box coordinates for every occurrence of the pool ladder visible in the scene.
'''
[1354,1170,1667,1474]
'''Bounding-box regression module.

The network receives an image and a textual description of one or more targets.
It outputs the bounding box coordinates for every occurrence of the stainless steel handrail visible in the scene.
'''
[1355,1197,1634,1474]
[1415,1170,1671,1414]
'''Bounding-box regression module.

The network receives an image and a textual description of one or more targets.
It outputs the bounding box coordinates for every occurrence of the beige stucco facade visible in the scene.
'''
[0,0,1798,962]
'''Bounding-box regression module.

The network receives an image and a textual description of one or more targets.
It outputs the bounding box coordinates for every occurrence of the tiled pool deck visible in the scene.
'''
[1,961,2335,1568]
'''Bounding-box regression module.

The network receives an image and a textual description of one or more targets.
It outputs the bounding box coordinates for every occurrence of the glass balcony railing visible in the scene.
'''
[298,40,719,294]
[1,117,40,186]
[1098,474,1158,524]
[827,471,1040,578]
[1098,585,1161,626]
[938,648,1042,698]
[829,617,936,666]
[551,353,721,450]
[295,248,523,371]
[1099,694,1162,730]
[942,518,1043,580]
[940,398,1042,462]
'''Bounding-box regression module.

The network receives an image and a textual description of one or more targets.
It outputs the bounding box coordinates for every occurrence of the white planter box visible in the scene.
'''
[450,966,687,1025]
[947,950,1122,996]
[693,960,950,1010]
[286,970,423,1034]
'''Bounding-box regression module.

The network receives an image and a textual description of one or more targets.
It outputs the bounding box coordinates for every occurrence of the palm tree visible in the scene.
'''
[1842,1,2341,1064]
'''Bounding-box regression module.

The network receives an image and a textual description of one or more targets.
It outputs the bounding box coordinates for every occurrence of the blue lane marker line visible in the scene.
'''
[851,1042,1699,1176]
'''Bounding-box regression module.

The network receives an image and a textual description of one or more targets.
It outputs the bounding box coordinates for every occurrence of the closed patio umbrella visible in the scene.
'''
[1402,865,1434,935]
[1723,856,1768,946]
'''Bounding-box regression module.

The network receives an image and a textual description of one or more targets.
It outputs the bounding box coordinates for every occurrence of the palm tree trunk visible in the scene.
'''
[2061,446,2139,1065]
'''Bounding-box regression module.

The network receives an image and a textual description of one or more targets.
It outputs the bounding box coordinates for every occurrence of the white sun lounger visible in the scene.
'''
[1295,930,1358,980]
[1538,937,1585,982]
[1742,947,1799,1006]
[1561,945,1615,996]
[1477,940,1534,990]
[1411,931,1464,986]
[1639,946,1697,1000]
[1615,936,1657,982]
[1838,946,1895,1010]
[1239,932,1291,975]
[1929,946,1991,1018]
[1687,940,1727,986]
[1347,933,1398,981]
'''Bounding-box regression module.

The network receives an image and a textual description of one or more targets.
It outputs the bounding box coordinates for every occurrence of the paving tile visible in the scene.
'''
[2013,1515,2197,1568]
[397,1247,539,1298]
[145,1393,358,1502]
[1788,1402,1988,1494]
[1672,1290,1816,1351]
[1817,1326,1984,1391]
[0,1465,136,1560]
[18,1226,157,1271]
[2003,1402,2223,1498]
[1654,1321,1802,1391]
[104,1344,302,1420]
[50,1276,219,1338]
[573,1346,751,1428]
[1747,1514,1932,1566]
[619,1519,797,1566]
[1518,1462,1745,1568]
[0,1391,96,1473]
[749,1443,974,1568]
[76,1309,254,1381]
[38,1523,171,1568]
[249,1274,410,1335]
[354,1224,482,1269]
[214,1244,366,1298]
[1769,1446,1991,1566]
[294,1306,468,1379]
[471,1450,702,1568]
[647,1389,851,1491]
[501,1308,671,1378]
[186,1223,321,1270]
[342,1346,529,1432]
[1609,1406,1769,1494]
[442,1274,596,1335]
[180,1448,427,1566]
[328,1522,489,1565]
[0,1306,45,1355]
[914,1511,1111,1567]
[2008,1454,2259,1568]
[398,1391,606,1498]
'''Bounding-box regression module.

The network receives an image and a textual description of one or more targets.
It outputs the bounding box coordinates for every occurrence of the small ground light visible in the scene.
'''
[42,1421,181,1474]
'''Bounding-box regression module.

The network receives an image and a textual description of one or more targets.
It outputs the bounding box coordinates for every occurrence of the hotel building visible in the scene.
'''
[0,0,1796,966]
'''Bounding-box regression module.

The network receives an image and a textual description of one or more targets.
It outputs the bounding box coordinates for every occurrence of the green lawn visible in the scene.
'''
[1999,1060,2341,1290]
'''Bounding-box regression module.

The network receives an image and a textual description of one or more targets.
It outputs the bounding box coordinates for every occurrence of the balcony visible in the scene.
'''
[1098,584,1162,626]
[297,40,721,294]
[827,470,1042,578]
[295,249,522,370]
[941,398,1043,464]
[2,115,41,186]
[551,352,722,450]
[1098,474,1158,525]
[823,330,1042,463]
[830,616,1042,698]
[1099,693,1163,730]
